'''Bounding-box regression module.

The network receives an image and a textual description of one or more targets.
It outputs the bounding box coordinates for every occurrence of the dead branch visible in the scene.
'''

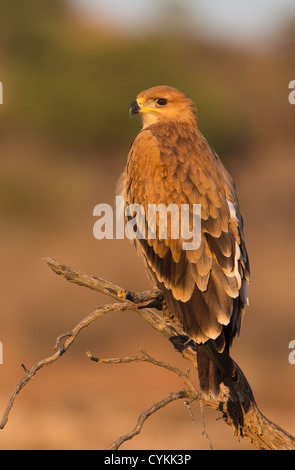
[86,348,214,449]
[0,301,145,431]
[85,349,197,450]
[0,257,294,450]
[107,390,191,450]
[86,348,198,395]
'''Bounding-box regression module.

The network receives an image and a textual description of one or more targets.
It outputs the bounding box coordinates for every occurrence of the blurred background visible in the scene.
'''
[0,0,294,450]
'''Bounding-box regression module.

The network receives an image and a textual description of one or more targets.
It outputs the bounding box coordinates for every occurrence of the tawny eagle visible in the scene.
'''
[118,85,250,396]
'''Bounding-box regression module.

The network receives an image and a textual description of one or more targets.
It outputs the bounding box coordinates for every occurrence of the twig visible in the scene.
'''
[106,390,192,450]
[44,258,182,340]
[86,348,208,449]
[86,348,199,396]
[184,398,197,433]
[199,400,214,450]
[45,257,163,306]
[0,301,145,430]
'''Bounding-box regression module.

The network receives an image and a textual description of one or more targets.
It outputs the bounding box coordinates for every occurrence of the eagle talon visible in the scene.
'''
[137,298,163,311]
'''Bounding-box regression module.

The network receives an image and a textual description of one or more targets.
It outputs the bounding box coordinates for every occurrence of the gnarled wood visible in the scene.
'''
[44,258,295,450]
[0,257,294,450]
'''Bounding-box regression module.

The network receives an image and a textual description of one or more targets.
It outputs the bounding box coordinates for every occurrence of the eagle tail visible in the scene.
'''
[196,340,236,398]
[196,347,222,397]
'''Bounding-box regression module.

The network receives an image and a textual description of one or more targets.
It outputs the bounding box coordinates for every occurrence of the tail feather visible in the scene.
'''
[196,341,235,398]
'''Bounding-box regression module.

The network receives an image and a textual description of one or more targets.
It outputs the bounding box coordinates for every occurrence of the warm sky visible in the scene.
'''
[67,0,295,44]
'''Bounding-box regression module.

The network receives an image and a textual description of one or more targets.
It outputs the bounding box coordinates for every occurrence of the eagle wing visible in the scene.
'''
[120,123,250,392]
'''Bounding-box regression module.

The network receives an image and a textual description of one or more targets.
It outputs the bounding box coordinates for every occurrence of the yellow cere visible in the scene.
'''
[136,97,161,113]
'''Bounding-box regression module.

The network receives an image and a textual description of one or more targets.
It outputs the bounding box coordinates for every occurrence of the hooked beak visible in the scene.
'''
[129,100,141,118]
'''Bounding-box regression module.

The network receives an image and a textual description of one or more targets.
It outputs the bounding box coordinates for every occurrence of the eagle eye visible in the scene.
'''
[156,98,167,106]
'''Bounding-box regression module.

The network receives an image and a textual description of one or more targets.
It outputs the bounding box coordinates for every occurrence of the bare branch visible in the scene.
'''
[0,301,145,430]
[199,400,214,450]
[86,348,213,449]
[184,399,197,433]
[1,257,294,451]
[106,390,192,450]
[45,257,163,306]
[86,348,200,397]
[44,258,295,450]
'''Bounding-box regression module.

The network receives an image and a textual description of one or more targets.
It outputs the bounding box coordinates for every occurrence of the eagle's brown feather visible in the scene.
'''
[119,86,250,396]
